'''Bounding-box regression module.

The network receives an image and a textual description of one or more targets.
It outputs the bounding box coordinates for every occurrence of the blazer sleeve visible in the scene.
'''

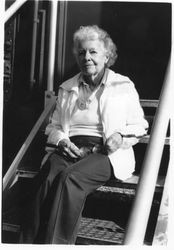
[45,89,69,146]
[119,84,149,149]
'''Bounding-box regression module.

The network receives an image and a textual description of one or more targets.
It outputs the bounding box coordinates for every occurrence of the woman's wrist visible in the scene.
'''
[116,132,123,145]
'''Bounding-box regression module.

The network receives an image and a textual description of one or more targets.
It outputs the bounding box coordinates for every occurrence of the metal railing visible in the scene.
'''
[123,58,172,245]
[4,0,28,23]
[3,95,56,192]
[4,0,59,93]
[46,0,58,91]
[3,0,62,191]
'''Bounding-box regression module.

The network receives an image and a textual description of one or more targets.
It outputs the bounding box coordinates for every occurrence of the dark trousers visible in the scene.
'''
[19,137,112,244]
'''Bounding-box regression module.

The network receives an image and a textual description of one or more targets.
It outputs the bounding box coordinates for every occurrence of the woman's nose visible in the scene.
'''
[84,51,90,60]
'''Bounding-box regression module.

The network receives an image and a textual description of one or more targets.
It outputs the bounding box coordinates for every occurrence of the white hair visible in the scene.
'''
[73,25,117,68]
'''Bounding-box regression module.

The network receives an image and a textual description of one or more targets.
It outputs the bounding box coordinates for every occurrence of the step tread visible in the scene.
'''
[16,171,164,188]
[2,217,124,245]
[15,171,164,196]
[77,217,124,244]
[140,135,170,145]
[3,222,20,233]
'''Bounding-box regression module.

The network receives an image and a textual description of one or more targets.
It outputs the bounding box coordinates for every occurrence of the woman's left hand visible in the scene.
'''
[104,132,123,155]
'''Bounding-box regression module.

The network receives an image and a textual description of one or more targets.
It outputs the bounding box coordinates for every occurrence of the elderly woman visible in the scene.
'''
[20,25,148,244]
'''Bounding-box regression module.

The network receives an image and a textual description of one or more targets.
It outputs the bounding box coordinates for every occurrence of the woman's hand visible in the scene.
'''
[104,132,123,155]
[58,139,81,159]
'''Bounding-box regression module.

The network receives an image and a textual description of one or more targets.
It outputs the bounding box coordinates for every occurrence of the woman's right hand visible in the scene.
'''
[104,132,123,155]
[58,139,82,159]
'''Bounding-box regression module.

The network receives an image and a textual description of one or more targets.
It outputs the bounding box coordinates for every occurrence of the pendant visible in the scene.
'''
[78,100,87,110]
[77,99,90,110]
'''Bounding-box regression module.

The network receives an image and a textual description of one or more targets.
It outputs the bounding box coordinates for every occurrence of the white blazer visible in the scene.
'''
[45,69,148,180]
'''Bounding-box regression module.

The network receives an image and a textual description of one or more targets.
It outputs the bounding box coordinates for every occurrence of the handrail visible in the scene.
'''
[4,0,28,23]
[47,0,58,91]
[38,9,46,88]
[57,1,68,83]
[3,97,56,193]
[29,0,39,90]
[123,58,171,245]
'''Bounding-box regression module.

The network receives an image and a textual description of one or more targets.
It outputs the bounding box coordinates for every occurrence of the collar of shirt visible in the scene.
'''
[78,68,108,88]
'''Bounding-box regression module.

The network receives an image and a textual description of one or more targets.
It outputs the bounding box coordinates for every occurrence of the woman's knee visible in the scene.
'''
[56,167,73,182]
[45,153,68,179]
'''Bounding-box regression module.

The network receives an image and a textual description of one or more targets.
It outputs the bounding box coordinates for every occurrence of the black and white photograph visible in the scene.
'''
[1,0,173,247]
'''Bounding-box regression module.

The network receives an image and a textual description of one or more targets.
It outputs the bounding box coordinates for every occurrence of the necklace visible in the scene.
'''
[77,99,91,110]
[77,84,103,110]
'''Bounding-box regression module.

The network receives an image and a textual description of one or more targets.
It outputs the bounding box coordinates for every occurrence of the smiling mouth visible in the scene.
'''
[84,64,94,67]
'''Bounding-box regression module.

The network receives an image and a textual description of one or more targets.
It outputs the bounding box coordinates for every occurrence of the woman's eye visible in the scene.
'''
[90,50,97,54]
[78,51,84,56]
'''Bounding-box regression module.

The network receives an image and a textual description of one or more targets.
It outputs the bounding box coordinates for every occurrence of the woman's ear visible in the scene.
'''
[105,54,109,65]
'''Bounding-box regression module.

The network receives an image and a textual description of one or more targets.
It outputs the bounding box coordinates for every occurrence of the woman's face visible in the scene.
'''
[75,39,108,78]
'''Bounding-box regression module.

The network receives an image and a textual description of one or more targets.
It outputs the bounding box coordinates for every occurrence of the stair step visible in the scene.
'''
[76,217,124,245]
[16,170,165,188]
[3,174,163,244]
[12,172,163,206]
[2,217,124,245]
[3,173,164,244]
[140,135,170,145]
[140,99,159,108]
[3,223,20,233]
